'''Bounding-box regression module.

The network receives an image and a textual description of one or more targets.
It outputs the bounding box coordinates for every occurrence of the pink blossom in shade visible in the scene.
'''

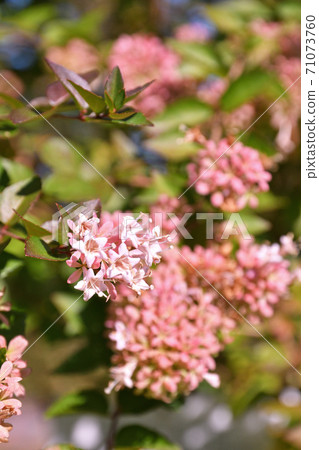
[179,241,298,324]
[45,38,100,73]
[187,136,271,212]
[67,212,169,301]
[106,250,230,403]
[227,240,298,322]
[0,336,29,442]
[174,23,211,43]
[108,34,185,116]
[270,57,301,153]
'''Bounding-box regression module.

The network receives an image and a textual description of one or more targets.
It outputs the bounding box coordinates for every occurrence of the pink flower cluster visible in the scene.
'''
[150,194,193,243]
[105,232,298,402]
[66,212,168,301]
[108,34,184,116]
[180,237,298,323]
[105,251,232,402]
[187,136,271,211]
[0,336,29,443]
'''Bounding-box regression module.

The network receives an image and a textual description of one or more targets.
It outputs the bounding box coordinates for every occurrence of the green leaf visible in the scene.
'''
[240,133,277,156]
[0,348,6,366]
[0,158,33,183]
[205,1,270,34]
[125,80,154,103]
[68,81,105,114]
[109,109,136,120]
[0,120,19,139]
[153,98,213,132]
[221,69,285,112]
[25,236,68,261]
[115,425,180,449]
[145,130,201,161]
[105,66,125,111]
[51,292,85,336]
[0,164,9,191]
[18,215,50,238]
[169,40,224,77]
[238,212,271,235]
[0,258,23,279]
[46,390,108,418]
[54,343,106,373]
[0,308,26,341]
[46,59,92,109]
[0,176,41,226]
[118,390,162,415]
[115,112,152,127]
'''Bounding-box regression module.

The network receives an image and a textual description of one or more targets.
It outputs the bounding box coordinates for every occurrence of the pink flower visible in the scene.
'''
[0,336,29,442]
[106,250,230,402]
[67,212,168,301]
[187,136,271,211]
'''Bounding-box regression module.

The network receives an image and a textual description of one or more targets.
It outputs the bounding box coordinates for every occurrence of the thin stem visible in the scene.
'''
[0,227,25,242]
[106,407,120,450]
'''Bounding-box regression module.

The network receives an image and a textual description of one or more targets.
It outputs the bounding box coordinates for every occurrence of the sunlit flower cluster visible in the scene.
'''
[105,251,233,402]
[187,135,271,211]
[0,336,29,443]
[66,212,168,301]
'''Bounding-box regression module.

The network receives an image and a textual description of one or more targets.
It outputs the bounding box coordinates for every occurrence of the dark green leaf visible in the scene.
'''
[68,81,106,114]
[0,120,19,139]
[0,348,7,366]
[46,389,108,418]
[115,425,179,449]
[25,236,68,261]
[105,66,125,111]
[112,112,152,127]
[118,389,162,414]
[55,343,106,374]
[0,308,26,341]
